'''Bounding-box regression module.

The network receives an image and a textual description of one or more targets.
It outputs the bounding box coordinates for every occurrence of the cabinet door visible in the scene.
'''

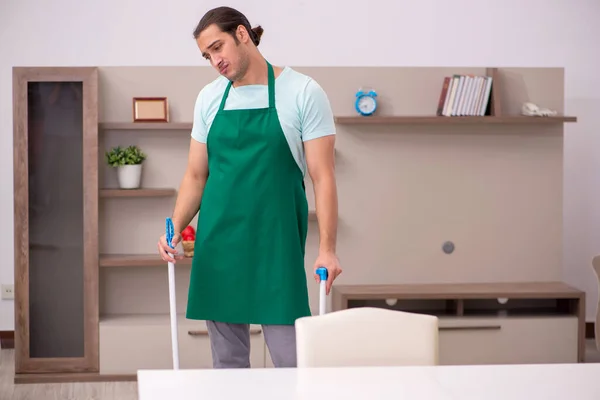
[13,67,99,373]
[438,316,579,365]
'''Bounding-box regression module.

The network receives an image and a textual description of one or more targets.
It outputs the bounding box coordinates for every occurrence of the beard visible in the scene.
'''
[227,48,250,82]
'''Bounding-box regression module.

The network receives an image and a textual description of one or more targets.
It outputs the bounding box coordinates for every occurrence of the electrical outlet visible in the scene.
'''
[1,284,14,300]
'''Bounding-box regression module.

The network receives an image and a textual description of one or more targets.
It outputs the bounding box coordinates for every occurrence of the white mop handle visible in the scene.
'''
[168,261,179,369]
[316,267,328,315]
[165,217,180,369]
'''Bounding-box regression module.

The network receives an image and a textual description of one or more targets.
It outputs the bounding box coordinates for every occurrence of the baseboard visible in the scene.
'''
[15,373,136,384]
[0,330,14,349]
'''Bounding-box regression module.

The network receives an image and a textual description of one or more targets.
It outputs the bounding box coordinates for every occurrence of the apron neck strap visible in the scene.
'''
[266,61,275,109]
[218,60,276,111]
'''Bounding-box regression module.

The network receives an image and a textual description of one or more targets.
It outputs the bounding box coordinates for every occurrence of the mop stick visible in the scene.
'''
[316,267,328,316]
[165,217,180,370]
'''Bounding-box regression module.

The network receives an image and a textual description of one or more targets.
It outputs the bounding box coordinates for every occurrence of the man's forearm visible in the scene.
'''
[171,171,207,234]
[314,174,338,254]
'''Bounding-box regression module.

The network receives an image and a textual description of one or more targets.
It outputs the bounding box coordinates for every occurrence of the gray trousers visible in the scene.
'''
[206,321,297,368]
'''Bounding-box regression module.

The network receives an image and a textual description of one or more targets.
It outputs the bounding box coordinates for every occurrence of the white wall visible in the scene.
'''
[1,0,599,331]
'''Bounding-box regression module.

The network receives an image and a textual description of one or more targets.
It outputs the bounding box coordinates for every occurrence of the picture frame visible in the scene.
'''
[132,97,169,122]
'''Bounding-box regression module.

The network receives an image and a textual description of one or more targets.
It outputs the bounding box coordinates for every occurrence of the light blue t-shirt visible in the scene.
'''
[190,66,336,176]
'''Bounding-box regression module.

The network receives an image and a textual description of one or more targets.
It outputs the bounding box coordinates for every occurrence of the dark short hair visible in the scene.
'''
[193,6,264,46]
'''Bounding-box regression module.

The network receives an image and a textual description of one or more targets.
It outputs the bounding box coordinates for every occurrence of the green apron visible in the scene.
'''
[186,61,312,326]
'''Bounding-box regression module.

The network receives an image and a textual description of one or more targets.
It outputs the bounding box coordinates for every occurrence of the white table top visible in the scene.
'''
[137,363,600,400]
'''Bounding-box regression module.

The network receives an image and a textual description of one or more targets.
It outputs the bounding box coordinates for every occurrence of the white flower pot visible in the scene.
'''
[117,164,143,189]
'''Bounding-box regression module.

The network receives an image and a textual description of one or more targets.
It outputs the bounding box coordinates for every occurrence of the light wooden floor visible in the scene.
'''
[2,341,600,399]
[0,349,137,400]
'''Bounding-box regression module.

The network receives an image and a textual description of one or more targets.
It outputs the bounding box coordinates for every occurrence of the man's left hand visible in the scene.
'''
[313,252,342,295]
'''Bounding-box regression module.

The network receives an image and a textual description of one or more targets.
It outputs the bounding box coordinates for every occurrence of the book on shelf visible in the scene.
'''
[436,74,493,117]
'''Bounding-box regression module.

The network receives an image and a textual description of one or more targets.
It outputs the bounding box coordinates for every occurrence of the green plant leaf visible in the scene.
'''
[105,145,146,167]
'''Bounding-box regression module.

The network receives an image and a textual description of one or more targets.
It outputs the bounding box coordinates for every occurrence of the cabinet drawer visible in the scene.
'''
[99,315,266,374]
[438,316,578,365]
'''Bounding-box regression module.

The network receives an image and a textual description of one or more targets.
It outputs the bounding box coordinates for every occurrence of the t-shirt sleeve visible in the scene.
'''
[190,88,208,143]
[300,79,336,142]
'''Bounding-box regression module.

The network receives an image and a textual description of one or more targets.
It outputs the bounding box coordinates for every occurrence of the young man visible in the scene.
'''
[157,6,341,368]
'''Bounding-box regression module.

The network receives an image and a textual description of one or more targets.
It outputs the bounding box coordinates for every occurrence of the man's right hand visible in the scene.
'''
[158,232,183,263]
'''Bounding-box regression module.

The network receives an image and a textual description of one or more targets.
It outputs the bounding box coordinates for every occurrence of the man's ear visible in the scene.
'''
[236,25,249,43]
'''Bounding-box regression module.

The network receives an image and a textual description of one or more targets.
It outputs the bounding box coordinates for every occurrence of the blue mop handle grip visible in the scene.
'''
[316,266,328,282]
[166,217,175,249]
[317,267,328,315]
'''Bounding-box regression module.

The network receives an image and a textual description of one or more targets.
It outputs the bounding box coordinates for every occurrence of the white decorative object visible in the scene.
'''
[521,102,557,117]
[385,298,398,306]
[117,164,143,189]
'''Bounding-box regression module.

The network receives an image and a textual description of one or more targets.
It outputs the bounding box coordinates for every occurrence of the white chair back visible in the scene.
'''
[295,307,439,368]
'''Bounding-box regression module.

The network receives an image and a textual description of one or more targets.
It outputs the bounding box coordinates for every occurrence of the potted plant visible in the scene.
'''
[105,145,147,189]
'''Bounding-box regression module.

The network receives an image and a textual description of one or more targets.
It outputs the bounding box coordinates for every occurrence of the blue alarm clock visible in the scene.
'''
[355,89,378,116]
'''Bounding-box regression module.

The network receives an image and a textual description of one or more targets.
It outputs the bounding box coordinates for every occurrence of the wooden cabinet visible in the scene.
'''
[12,67,100,374]
[331,282,586,365]
[98,315,267,374]
[10,64,580,383]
